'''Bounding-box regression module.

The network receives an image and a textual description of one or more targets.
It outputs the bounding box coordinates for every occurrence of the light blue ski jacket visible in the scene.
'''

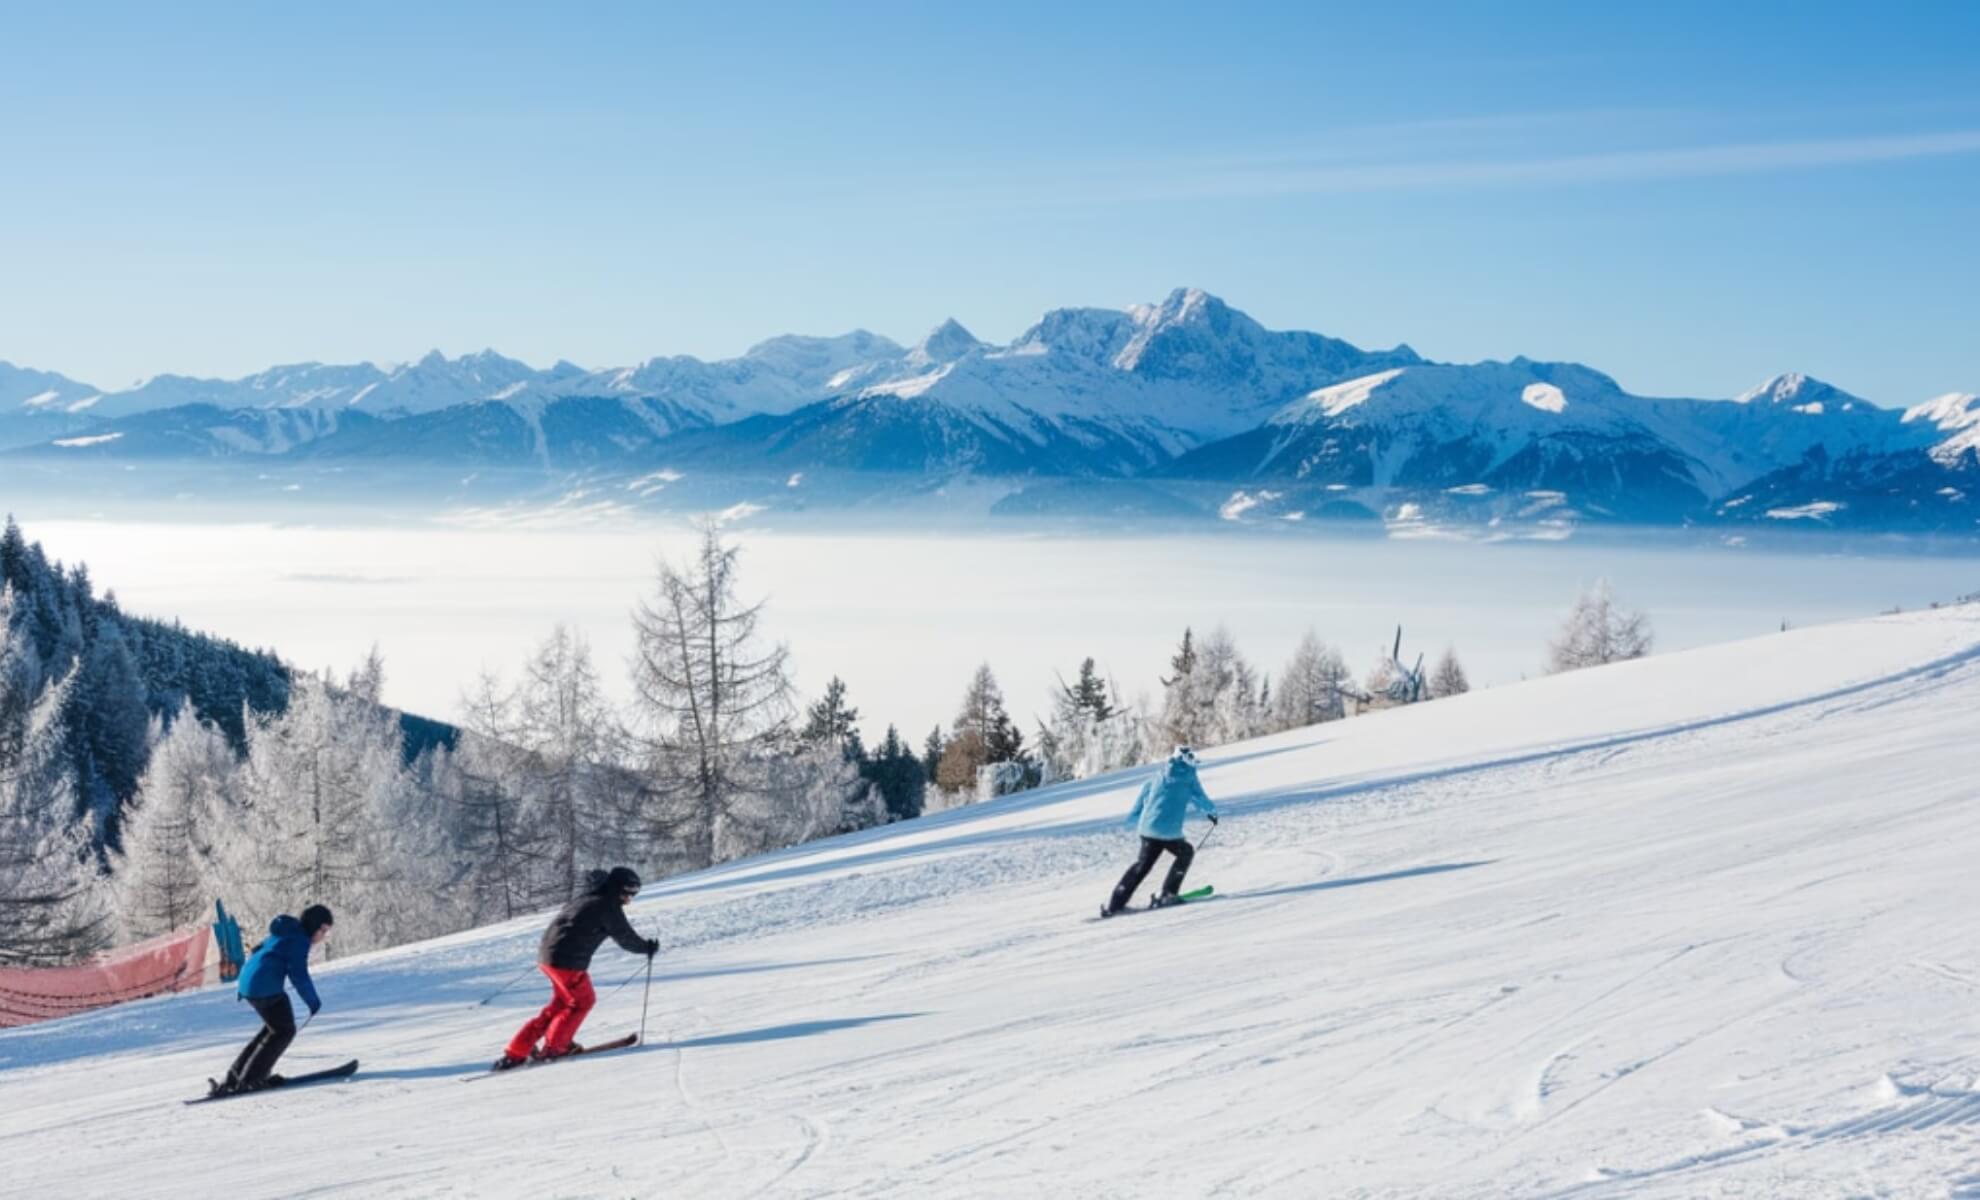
[1125,758,1218,841]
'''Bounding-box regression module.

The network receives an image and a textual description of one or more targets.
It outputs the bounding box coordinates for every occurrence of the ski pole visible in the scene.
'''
[1196,815,1220,858]
[638,954,654,1046]
[477,963,539,1007]
[597,960,647,1003]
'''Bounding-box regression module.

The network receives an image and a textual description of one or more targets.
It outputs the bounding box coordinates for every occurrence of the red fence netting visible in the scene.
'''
[0,925,212,1028]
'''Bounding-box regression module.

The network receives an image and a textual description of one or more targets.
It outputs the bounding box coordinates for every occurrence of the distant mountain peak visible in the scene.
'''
[909,318,982,366]
[1903,391,1980,430]
[1735,372,1867,409]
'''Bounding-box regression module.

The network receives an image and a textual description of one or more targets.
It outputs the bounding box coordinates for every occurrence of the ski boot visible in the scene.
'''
[206,1077,238,1099]
[491,1053,528,1072]
[532,1042,584,1063]
[1149,891,1185,909]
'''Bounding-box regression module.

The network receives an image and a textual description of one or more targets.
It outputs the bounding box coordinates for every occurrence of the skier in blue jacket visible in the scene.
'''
[1102,746,1219,917]
[210,904,333,1096]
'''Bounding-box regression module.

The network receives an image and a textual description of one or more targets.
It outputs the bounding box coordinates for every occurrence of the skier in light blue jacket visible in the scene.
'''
[1101,746,1218,917]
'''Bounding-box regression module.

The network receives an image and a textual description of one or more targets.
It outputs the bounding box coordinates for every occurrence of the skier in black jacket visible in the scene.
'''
[494,866,658,1071]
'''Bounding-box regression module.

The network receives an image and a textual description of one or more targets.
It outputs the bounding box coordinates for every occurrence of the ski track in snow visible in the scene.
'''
[7,609,1980,1196]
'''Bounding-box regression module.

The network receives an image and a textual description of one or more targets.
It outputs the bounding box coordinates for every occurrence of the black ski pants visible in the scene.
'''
[228,994,297,1088]
[1109,836,1193,911]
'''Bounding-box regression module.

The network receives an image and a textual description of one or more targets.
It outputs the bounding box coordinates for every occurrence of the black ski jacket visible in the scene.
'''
[538,876,653,970]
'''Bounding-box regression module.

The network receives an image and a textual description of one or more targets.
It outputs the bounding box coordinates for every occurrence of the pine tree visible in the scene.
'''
[800,676,864,761]
[860,725,925,822]
[0,587,109,965]
[1069,658,1114,722]
[921,726,945,786]
[1430,648,1471,698]
[1547,580,1653,673]
[77,622,152,842]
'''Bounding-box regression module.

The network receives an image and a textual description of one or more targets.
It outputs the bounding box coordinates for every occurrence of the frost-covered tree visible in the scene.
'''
[1548,580,1653,673]
[1160,625,1270,748]
[631,526,798,869]
[0,588,109,965]
[734,739,878,851]
[1159,628,1204,748]
[444,674,545,923]
[111,702,236,941]
[1272,631,1350,730]
[1199,628,1265,745]
[1040,660,1100,781]
[512,626,630,899]
[227,657,459,954]
[1430,648,1471,698]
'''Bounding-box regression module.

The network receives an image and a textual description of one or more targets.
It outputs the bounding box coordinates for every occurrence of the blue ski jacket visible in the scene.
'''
[238,914,321,1014]
[1125,757,1218,841]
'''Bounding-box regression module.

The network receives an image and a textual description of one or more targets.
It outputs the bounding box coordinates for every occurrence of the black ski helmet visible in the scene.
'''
[301,904,334,935]
[606,866,642,897]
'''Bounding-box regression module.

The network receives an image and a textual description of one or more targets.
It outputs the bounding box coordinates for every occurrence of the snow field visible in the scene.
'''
[5,607,1980,1197]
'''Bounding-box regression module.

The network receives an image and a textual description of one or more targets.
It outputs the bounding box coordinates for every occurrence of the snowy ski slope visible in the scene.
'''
[6,606,1980,1198]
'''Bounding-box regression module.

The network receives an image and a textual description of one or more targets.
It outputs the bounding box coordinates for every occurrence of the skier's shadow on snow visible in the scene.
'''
[1223,860,1496,901]
[354,1014,928,1082]
[642,1012,926,1052]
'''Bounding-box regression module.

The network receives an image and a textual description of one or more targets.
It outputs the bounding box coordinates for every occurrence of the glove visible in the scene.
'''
[1208,813,1219,825]
[644,939,660,958]
[308,1000,322,1016]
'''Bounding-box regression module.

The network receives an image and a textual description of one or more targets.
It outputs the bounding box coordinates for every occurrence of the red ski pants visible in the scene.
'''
[506,965,595,1059]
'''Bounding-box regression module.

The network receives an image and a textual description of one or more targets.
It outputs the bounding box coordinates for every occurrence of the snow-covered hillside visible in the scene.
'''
[7,606,1980,1196]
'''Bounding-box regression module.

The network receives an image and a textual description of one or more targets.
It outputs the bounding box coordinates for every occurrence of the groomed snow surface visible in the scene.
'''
[8,608,1980,1198]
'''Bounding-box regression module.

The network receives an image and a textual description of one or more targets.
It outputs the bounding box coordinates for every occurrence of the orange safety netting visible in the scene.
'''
[0,925,211,1028]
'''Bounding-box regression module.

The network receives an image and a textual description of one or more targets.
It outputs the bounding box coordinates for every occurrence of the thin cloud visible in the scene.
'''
[1158,130,1980,198]
[902,128,1980,209]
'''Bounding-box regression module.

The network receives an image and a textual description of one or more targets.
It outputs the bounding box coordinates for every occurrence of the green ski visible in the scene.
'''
[1094,885,1216,922]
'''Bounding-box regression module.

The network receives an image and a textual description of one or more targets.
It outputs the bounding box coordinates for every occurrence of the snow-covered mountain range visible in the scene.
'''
[6,290,1976,531]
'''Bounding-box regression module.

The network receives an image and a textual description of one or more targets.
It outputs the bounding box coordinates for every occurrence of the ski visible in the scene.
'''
[1092,885,1215,922]
[187,1059,358,1105]
[469,1033,640,1081]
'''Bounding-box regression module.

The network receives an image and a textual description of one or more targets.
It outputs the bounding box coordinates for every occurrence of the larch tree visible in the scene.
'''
[936,663,1020,794]
[631,526,796,869]
[1272,631,1350,731]
[1429,648,1471,698]
[513,626,628,900]
[1547,580,1653,673]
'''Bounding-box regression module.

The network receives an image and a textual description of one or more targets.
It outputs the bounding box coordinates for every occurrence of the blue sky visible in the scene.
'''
[3,1,1976,403]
